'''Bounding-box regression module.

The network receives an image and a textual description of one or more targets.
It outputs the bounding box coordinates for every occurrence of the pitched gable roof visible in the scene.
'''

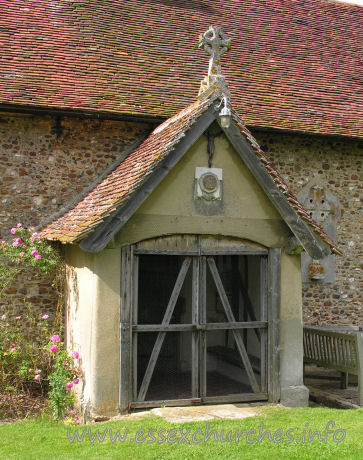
[0,0,362,138]
[39,92,341,258]
[39,98,214,243]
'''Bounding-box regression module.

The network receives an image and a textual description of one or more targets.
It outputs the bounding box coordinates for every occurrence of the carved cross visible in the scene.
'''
[199,26,231,77]
[198,26,231,99]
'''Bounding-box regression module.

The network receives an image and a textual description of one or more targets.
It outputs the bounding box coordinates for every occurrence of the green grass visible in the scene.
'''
[0,406,362,459]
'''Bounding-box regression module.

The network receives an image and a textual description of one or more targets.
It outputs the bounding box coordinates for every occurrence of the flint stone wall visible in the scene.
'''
[253,130,362,326]
[0,113,150,317]
[0,112,361,326]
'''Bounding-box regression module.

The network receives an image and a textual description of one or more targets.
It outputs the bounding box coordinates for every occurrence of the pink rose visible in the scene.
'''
[65,382,73,389]
[42,314,49,320]
[19,252,24,258]
[35,369,41,374]
[12,239,21,247]
[15,316,21,320]
[1,315,6,321]
[16,223,22,228]
[16,258,21,264]
[73,378,79,385]
[51,334,60,343]
[50,344,58,353]
[72,351,79,359]
[28,369,33,373]
[9,348,15,353]
[34,374,40,381]
[35,254,42,259]
[32,232,39,238]
[10,228,16,234]
[11,343,15,347]
[62,361,68,366]
[31,249,38,256]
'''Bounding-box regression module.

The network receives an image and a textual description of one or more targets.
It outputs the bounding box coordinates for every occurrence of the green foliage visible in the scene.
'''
[0,308,81,421]
[48,342,80,420]
[0,223,60,298]
[0,304,53,393]
[0,223,79,422]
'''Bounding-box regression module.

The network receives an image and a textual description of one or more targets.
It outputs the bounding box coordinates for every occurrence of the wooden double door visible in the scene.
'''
[120,236,280,410]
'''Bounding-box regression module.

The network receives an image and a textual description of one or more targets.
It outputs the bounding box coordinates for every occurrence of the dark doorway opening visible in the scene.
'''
[132,252,268,406]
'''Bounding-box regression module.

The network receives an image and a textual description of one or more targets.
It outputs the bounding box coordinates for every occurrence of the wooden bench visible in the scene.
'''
[303,327,363,406]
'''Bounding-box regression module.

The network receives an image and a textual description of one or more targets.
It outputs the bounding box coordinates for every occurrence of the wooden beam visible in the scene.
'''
[192,257,199,398]
[205,321,267,330]
[268,248,281,403]
[134,235,268,256]
[80,106,217,253]
[260,256,268,393]
[133,324,195,332]
[134,249,199,256]
[133,248,267,256]
[137,257,191,401]
[199,256,207,398]
[219,120,331,259]
[202,393,268,404]
[133,321,267,332]
[132,255,139,401]
[119,245,133,413]
[131,398,201,409]
[207,257,260,393]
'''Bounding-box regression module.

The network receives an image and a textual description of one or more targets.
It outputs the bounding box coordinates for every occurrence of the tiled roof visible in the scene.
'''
[0,0,362,138]
[39,92,341,255]
[40,98,212,243]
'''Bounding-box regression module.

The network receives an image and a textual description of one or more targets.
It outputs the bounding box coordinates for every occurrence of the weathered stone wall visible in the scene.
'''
[252,130,362,326]
[0,112,150,316]
[0,111,361,326]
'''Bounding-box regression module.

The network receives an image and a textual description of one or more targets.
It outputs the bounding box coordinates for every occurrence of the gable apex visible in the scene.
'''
[39,94,340,258]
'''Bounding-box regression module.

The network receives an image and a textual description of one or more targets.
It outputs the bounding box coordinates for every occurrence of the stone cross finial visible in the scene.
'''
[198,26,231,100]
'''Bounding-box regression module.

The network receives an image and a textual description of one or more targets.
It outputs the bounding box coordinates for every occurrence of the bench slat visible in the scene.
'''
[304,328,359,375]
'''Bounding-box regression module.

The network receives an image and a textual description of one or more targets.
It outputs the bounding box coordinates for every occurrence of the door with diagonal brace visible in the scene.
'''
[127,236,275,409]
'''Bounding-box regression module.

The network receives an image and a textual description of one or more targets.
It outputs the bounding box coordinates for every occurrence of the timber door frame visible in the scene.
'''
[119,235,280,412]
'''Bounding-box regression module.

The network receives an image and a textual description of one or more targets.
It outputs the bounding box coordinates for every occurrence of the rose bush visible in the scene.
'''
[0,223,60,299]
[47,336,81,420]
[0,224,78,422]
[0,308,81,421]
[0,304,53,394]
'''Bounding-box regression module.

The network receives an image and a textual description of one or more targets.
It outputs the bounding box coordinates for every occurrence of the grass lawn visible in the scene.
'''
[0,406,362,459]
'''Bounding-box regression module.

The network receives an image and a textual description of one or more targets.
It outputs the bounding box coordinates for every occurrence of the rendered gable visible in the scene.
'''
[116,132,290,248]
